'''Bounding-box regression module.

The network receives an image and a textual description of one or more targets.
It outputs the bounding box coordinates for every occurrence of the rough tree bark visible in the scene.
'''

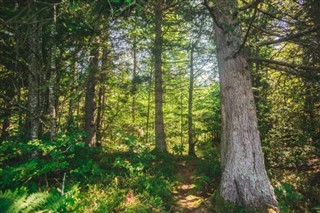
[205,0,278,210]
[84,47,99,147]
[154,0,167,152]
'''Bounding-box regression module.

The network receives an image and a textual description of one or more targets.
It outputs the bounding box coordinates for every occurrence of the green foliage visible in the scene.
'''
[172,143,185,156]
[0,132,86,190]
[275,183,304,212]
[0,186,80,213]
[211,191,246,213]
[111,149,175,209]
[0,133,177,212]
[0,188,47,213]
[195,145,221,192]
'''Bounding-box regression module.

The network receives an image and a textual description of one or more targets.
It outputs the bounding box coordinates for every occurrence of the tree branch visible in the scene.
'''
[239,0,262,11]
[249,57,320,72]
[0,94,48,127]
[257,24,320,46]
[233,0,259,57]
[163,0,187,11]
[203,0,223,31]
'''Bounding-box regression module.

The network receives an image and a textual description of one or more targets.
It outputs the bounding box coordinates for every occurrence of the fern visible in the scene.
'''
[44,191,68,212]
[0,188,48,213]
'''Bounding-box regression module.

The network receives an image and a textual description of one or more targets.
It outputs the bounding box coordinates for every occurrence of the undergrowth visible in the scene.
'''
[0,132,176,212]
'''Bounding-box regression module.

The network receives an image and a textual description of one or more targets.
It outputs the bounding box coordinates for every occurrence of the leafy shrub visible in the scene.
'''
[0,132,87,190]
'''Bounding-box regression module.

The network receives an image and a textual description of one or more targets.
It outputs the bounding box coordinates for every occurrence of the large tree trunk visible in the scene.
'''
[188,43,196,156]
[84,47,99,147]
[206,0,278,210]
[154,0,167,152]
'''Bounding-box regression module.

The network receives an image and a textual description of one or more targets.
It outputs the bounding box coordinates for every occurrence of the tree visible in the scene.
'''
[188,43,196,156]
[49,3,58,141]
[154,0,167,152]
[84,45,99,147]
[28,12,42,140]
[205,0,278,210]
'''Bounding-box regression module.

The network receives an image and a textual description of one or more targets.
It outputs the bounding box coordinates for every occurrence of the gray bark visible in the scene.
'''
[154,0,167,152]
[207,0,279,209]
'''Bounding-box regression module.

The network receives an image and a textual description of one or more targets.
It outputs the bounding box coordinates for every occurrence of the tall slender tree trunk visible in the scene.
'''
[96,84,105,144]
[206,0,278,210]
[180,85,183,146]
[132,40,137,124]
[188,43,196,156]
[132,10,138,124]
[28,21,40,140]
[67,62,77,131]
[96,47,108,144]
[49,3,57,140]
[145,69,152,144]
[84,47,99,147]
[154,0,167,152]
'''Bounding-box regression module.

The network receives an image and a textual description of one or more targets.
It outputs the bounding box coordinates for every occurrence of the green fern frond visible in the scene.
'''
[0,188,48,213]
[44,191,66,212]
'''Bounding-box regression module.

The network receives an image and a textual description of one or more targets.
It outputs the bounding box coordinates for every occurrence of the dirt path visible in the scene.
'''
[171,158,209,213]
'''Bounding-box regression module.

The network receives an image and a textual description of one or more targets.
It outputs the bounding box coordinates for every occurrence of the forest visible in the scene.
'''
[0,0,319,212]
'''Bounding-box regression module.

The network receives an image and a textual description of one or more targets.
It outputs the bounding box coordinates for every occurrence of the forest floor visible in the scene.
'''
[170,157,211,212]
